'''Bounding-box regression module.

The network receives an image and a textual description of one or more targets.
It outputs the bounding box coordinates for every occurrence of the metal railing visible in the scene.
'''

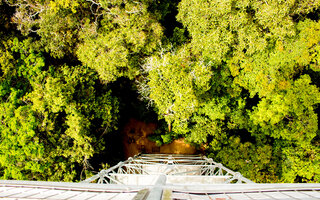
[82,154,254,184]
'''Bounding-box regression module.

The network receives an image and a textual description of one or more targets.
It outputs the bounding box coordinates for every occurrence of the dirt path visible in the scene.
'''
[122,118,196,158]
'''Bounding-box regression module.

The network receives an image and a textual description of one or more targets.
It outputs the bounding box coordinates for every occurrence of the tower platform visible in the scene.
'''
[0,154,319,199]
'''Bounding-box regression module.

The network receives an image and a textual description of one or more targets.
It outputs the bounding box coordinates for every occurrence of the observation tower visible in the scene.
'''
[0,154,320,199]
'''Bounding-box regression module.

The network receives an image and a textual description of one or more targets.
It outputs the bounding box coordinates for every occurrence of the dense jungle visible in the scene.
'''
[0,0,319,183]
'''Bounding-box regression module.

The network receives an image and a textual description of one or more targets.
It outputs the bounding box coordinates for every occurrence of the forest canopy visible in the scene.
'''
[0,0,319,183]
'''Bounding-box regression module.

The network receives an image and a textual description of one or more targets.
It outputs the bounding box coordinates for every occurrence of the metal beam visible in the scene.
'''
[146,175,166,200]
[83,154,254,184]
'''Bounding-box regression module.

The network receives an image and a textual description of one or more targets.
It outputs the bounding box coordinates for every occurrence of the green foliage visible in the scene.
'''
[143,47,199,128]
[176,0,320,63]
[214,136,279,183]
[0,103,44,180]
[148,132,174,146]
[148,134,163,146]
[77,0,163,82]
[37,9,81,58]
[1,0,320,184]
[0,36,118,181]
[8,0,91,58]
[139,0,320,183]
[250,75,320,143]
[148,121,176,146]
[281,144,320,183]
[48,0,82,13]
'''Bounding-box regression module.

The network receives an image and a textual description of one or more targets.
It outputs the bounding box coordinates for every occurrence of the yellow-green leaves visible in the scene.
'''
[281,144,320,183]
[297,19,320,72]
[250,75,320,143]
[0,102,45,180]
[143,48,199,130]
[37,9,82,58]
[49,0,81,13]
[0,36,119,181]
[177,0,319,64]
[77,0,163,83]
[64,109,93,162]
[2,0,320,184]
[215,136,278,183]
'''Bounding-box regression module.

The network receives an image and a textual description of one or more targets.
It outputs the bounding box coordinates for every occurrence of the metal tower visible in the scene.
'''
[83,154,253,185]
[0,154,320,199]
[81,154,254,199]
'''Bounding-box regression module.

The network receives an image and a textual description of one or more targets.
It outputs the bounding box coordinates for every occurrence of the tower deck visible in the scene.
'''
[0,154,320,199]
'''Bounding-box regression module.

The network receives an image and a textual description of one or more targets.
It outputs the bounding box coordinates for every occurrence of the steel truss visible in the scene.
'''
[83,154,254,185]
[1,180,320,200]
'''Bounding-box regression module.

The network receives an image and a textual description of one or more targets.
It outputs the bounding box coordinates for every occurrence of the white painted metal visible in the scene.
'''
[0,180,320,199]
[1,154,320,199]
[83,154,253,184]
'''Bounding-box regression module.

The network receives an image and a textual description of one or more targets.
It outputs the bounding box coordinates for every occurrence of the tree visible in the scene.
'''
[7,0,90,58]
[77,0,163,83]
[1,0,320,183]
[139,0,320,183]
[0,36,118,181]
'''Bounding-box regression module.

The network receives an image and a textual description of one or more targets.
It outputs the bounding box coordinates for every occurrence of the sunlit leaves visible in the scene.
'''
[8,0,90,58]
[0,101,45,180]
[142,47,200,129]
[215,136,279,183]
[0,37,119,181]
[37,9,81,58]
[177,0,320,64]
[1,0,320,184]
[48,0,81,13]
[297,19,320,72]
[77,0,163,83]
[250,75,320,143]
[281,144,320,183]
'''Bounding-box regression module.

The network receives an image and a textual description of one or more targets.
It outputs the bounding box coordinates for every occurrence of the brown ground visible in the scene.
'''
[122,118,197,158]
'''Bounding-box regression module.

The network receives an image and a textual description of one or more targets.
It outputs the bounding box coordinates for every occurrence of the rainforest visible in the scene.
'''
[0,0,319,183]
